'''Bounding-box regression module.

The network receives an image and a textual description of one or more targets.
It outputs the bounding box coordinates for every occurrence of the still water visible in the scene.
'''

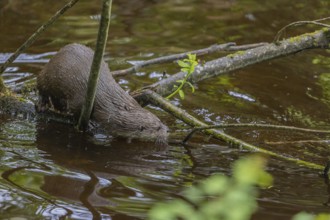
[1,0,330,219]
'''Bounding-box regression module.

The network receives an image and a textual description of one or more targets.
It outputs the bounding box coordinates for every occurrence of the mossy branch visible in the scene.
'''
[77,0,112,130]
[142,89,324,170]
[274,17,330,42]
[132,28,330,101]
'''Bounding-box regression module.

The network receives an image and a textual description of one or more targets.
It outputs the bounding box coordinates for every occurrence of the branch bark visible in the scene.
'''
[77,0,112,130]
[111,42,267,77]
[142,89,324,170]
[132,28,330,101]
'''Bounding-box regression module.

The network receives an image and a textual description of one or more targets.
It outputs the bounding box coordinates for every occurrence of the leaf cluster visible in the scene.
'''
[166,53,198,100]
[148,155,273,220]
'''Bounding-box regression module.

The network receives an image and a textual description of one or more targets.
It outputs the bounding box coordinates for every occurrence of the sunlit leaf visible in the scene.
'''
[233,155,273,187]
[292,212,315,220]
[148,200,196,220]
[178,60,190,68]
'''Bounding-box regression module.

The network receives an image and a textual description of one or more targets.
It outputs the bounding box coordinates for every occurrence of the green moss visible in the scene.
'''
[286,29,330,46]
[226,50,246,59]
[20,80,37,98]
[0,77,5,93]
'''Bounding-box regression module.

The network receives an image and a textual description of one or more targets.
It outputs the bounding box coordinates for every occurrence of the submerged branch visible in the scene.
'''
[132,28,330,101]
[111,42,267,77]
[265,139,330,145]
[142,89,324,170]
[183,124,330,143]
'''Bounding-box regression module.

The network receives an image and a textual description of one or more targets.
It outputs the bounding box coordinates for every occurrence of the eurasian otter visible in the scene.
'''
[37,43,168,144]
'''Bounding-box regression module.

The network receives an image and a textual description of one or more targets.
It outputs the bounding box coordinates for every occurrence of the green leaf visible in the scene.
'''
[292,212,315,220]
[179,90,185,99]
[176,80,184,83]
[178,60,190,68]
[148,200,195,220]
[187,53,196,61]
[233,155,273,187]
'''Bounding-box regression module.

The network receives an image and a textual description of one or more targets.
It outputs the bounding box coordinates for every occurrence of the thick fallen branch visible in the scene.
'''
[132,28,330,100]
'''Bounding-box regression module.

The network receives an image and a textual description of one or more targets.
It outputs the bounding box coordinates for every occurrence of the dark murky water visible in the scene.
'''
[1,0,330,219]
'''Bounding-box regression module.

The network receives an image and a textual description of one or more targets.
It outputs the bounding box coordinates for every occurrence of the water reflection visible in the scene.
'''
[1,0,330,219]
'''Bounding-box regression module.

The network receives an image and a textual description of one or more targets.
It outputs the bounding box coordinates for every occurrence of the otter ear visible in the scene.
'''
[139,126,146,131]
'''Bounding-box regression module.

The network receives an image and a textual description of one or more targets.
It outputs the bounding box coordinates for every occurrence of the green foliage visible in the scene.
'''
[166,53,198,100]
[292,212,330,220]
[148,155,273,220]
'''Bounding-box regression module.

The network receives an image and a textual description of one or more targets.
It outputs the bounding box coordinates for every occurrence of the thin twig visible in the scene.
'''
[274,17,330,42]
[142,89,323,170]
[77,0,112,130]
[225,42,268,51]
[183,124,330,143]
[0,0,80,75]
[111,42,267,77]
[265,139,330,145]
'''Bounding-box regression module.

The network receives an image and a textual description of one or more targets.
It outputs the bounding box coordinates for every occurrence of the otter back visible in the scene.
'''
[37,43,168,143]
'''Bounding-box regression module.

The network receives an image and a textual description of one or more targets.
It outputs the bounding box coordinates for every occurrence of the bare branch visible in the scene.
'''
[77,0,112,130]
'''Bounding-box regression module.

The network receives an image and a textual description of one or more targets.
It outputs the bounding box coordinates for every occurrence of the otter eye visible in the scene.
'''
[140,126,146,131]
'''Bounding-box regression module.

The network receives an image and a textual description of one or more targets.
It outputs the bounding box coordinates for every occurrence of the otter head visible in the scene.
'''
[102,108,168,145]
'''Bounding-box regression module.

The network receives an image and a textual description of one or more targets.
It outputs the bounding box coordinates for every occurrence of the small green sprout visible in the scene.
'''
[166,53,198,100]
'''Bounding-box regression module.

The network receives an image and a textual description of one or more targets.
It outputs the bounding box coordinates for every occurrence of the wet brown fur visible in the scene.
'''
[37,43,168,143]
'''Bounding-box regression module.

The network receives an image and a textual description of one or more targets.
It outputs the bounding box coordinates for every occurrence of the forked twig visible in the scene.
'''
[274,17,330,42]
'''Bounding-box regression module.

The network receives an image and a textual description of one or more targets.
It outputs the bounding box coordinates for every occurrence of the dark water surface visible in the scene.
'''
[1,0,330,219]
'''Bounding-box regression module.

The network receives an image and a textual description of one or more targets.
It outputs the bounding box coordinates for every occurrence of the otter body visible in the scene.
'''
[37,43,168,143]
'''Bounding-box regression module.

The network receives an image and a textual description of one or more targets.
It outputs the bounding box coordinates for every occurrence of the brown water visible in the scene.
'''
[1,0,330,219]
